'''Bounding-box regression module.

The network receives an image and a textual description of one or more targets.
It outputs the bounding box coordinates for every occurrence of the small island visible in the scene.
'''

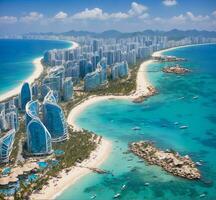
[130,141,201,179]
[162,65,191,74]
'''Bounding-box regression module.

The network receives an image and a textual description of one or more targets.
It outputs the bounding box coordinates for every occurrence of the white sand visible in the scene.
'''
[27,42,216,199]
[0,57,43,102]
[30,138,112,200]
[152,42,216,57]
[0,40,79,103]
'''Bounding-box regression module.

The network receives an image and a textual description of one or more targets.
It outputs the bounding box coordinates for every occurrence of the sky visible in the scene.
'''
[0,0,216,34]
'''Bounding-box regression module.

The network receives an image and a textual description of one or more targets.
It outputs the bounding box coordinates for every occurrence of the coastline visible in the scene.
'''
[0,56,43,102]
[152,42,216,57]
[0,40,78,103]
[31,138,112,200]
[4,42,214,199]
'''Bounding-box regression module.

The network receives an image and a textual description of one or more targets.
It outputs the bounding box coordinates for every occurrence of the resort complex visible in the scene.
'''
[0,32,216,198]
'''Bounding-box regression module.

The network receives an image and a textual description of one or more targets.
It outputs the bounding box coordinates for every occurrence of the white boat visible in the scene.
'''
[193,96,199,99]
[199,193,206,198]
[113,193,121,198]
[132,126,141,130]
[179,125,188,129]
[144,182,150,186]
[90,194,96,199]
[196,161,202,166]
[121,184,126,190]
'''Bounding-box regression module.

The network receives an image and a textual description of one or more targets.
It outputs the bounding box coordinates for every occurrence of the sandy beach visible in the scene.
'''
[0,40,79,103]
[30,138,112,200]
[152,42,216,57]
[0,56,43,102]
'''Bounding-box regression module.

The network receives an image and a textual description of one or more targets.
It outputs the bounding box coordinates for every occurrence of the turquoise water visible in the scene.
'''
[0,39,70,95]
[58,44,216,200]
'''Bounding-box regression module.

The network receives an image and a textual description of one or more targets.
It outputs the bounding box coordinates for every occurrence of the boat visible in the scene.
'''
[193,96,199,99]
[121,184,126,190]
[90,194,97,199]
[199,194,206,198]
[144,182,150,186]
[196,162,202,166]
[179,125,188,129]
[113,193,121,198]
[132,126,141,130]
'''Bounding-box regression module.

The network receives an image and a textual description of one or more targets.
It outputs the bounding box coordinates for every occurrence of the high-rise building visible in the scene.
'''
[26,119,52,156]
[63,77,73,101]
[84,71,100,91]
[0,129,15,163]
[20,82,32,111]
[93,40,99,53]
[43,91,68,142]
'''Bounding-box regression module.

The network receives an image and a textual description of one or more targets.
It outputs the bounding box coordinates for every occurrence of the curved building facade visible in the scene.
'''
[27,119,52,155]
[25,100,39,127]
[25,100,52,156]
[43,91,68,142]
[20,82,32,111]
[0,129,15,163]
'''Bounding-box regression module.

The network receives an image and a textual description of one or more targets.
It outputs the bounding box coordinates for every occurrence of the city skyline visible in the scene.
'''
[0,0,216,34]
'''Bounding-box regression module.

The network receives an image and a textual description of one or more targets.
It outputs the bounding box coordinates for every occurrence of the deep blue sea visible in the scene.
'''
[58,44,216,200]
[0,39,70,95]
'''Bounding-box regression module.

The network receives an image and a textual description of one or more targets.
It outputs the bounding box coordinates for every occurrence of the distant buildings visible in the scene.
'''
[43,91,68,142]
[111,61,129,80]
[0,129,15,163]
[20,82,32,111]
[63,77,73,101]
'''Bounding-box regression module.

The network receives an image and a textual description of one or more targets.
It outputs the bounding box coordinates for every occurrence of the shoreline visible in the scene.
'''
[31,138,112,200]
[48,42,216,198]
[3,42,214,199]
[0,40,78,103]
[152,42,216,57]
[0,56,43,102]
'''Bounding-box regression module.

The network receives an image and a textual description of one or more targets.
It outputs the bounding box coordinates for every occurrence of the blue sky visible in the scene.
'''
[0,0,216,34]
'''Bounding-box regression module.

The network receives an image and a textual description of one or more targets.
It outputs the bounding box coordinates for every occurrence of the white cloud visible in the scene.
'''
[109,12,129,20]
[20,12,43,23]
[0,16,17,24]
[163,0,178,6]
[139,13,149,19]
[212,10,216,17]
[71,8,131,20]
[54,11,68,19]
[128,2,148,16]
[72,8,107,20]
[186,12,209,22]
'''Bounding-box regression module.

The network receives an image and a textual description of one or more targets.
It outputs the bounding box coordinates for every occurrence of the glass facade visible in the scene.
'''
[43,91,68,142]
[0,129,15,163]
[27,119,52,155]
[20,82,32,111]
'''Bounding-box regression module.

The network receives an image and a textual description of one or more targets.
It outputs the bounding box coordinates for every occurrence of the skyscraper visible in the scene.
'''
[20,82,32,111]
[0,129,15,163]
[43,91,68,142]
[27,119,52,156]
[63,77,73,101]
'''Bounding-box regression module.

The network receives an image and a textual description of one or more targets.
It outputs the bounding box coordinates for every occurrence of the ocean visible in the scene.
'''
[0,39,71,95]
[58,44,216,200]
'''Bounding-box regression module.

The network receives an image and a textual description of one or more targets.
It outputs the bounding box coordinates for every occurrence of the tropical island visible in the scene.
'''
[130,141,201,180]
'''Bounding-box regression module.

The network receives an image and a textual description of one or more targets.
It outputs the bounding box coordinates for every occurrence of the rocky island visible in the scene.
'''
[130,141,201,179]
[162,65,191,74]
